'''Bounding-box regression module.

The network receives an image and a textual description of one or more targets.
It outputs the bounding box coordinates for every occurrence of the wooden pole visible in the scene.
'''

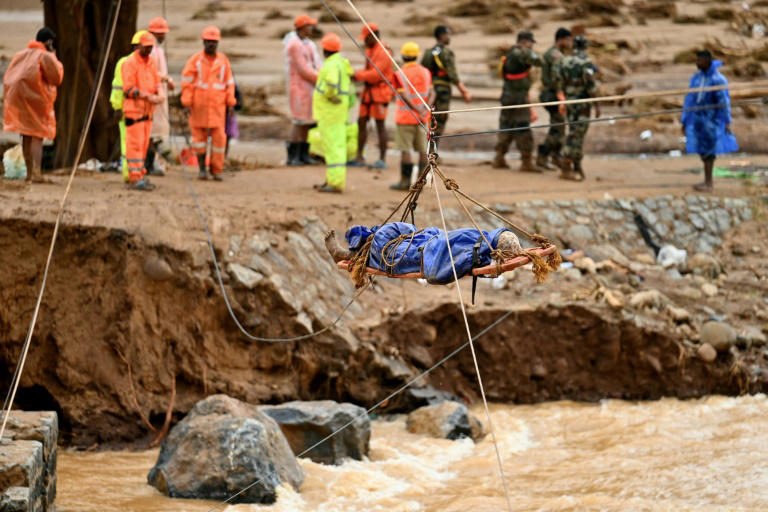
[43,0,137,168]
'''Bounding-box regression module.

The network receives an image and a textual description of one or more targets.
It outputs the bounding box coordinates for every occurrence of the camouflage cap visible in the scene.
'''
[517,30,536,43]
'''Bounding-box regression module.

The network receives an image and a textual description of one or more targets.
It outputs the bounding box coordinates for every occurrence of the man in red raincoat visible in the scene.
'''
[3,27,63,183]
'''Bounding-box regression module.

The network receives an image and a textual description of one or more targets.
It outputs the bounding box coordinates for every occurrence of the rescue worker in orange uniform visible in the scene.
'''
[146,16,175,176]
[2,27,63,183]
[390,42,435,191]
[121,31,163,191]
[349,23,394,170]
[181,25,236,181]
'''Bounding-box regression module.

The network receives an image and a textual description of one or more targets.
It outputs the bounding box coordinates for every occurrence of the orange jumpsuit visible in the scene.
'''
[353,44,394,120]
[180,50,236,175]
[2,41,63,140]
[121,50,161,183]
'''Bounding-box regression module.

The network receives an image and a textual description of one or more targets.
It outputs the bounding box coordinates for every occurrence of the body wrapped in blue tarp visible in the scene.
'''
[345,222,510,284]
[681,60,738,156]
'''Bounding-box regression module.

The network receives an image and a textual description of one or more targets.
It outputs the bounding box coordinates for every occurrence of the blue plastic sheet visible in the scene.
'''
[681,60,739,156]
[345,222,509,284]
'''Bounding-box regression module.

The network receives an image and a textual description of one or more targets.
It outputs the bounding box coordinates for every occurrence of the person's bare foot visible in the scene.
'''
[497,231,522,254]
[324,230,354,263]
[693,182,713,192]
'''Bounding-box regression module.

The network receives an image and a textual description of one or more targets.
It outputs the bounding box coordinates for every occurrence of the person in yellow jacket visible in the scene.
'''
[312,33,354,193]
[110,30,146,182]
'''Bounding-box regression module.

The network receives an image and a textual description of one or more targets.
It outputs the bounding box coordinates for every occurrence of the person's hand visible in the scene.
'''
[556,91,566,116]
[328,96,341,104]
[725,123,733,134]
[165,76,176,91]
[458,83,471,103]
[147,94,162,104]
[226,106,235,117]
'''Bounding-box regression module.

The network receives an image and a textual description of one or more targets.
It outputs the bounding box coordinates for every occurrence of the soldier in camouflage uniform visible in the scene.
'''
[421,26,471,136]
[557,35,600,181]
[536,27,571,170]
[492,31,543,172]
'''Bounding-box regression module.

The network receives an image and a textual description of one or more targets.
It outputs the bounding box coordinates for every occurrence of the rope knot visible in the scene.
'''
[410,180,425,192]
[444,178,459,191]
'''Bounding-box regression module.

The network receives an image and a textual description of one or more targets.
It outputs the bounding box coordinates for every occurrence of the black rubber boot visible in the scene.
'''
[286,142,302,166]
[390,163,412,190]
[298,142,319,165]
[145,145,156,174]
[198,156,208,180]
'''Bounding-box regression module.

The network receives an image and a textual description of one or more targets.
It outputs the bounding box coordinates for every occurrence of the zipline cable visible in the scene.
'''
[156,0,443,345]
[0,0,124,441]
[318,0,429,133]
[434,97,766,139]
[430,164,514,512]
[433,80,768,115]
[341,0,432,114]
[205,308,519,511]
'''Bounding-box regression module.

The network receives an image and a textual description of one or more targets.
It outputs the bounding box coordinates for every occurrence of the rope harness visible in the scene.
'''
[343,151,562,289]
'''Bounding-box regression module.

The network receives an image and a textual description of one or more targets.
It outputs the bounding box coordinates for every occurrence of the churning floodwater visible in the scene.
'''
[57,395,768,511]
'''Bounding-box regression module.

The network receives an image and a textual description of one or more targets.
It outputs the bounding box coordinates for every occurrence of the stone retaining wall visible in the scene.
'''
[0,412,57,512]
[469,194,756,255]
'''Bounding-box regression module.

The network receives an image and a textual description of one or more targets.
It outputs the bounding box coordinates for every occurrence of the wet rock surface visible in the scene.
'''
[260,401,370,465]
[147,395,303,504]
[406,401,486,442]
[0,412,58,512]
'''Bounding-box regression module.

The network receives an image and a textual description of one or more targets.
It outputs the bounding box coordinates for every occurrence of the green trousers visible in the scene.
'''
[119,118,128,181]
[319,120,347,190]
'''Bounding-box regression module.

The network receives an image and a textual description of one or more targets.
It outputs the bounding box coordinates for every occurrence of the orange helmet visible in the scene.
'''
[201,25,221,41]
[294,14,317,29]
[358,22,378,40]
[149,16,169,34]
[320,33,341,52]
[139,32,156,47]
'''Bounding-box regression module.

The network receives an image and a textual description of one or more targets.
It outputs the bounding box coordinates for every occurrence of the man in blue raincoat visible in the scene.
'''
[324,223,522,285]
[681,50,738,192]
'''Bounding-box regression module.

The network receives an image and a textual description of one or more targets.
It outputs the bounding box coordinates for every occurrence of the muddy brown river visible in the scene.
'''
[57,395,768,511]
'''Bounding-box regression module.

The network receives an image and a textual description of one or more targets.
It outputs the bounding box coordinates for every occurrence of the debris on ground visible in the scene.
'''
[264,8,288,20]
[442,0,529,18]
[634,1,676,19]
[2,144,26,179]
[220,24,249,38]
[563,0,623,18]
[190,1,223,20]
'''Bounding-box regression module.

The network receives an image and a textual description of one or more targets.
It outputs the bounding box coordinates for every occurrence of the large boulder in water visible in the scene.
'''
[260,400,370,465]
[147,395,303,504]
[406,401,486,442]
